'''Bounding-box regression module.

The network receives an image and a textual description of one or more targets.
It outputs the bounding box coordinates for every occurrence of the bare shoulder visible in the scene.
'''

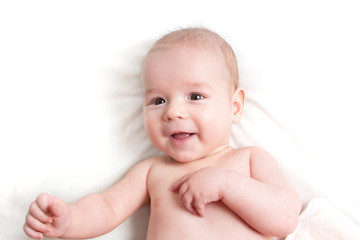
[237,147,291,188]
[101,156,169,205]
[114,156,165,186]
[227,146,283,179]
[131,155,169,171]
[135,155,174,177]
[143,155,172,168]
[225,146,273,164]
[246,146,277,168]
[230,146,275,163]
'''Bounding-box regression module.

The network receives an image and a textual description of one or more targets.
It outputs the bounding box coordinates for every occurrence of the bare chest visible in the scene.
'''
[144,151,269,240]
[147,150,251,200]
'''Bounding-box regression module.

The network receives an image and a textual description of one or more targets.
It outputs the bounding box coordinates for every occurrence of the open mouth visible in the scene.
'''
[171,132,195,140]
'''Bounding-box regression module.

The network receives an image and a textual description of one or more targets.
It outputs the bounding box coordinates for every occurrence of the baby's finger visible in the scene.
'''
[36,193,53,213]
[25,213,52,236]
[178,182,189,198]
[24,223,43,240]
[182,192,196,215]
[170,173,192,192]
[48,200,66,218]
[192,201,206,217]
[29,202,53,224]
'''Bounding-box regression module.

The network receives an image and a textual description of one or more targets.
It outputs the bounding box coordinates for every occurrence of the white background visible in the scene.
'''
[1,1,359,239]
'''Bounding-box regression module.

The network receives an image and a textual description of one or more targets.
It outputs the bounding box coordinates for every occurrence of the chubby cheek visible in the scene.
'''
[199,104,232,140]
[143,113,163,149]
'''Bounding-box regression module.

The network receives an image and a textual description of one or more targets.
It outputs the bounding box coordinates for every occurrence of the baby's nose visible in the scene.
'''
[163,101,188,121]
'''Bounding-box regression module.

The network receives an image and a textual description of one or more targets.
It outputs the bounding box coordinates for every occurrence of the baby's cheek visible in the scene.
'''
[146,127,167,153]
[147,128,159,144]
[144,122,156,141]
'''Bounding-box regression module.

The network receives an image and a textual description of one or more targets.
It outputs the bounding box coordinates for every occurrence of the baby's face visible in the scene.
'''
[142,47,237,162]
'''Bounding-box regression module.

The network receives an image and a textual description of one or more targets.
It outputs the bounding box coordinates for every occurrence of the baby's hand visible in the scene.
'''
[24,193,71,239]
[170,167,226,217]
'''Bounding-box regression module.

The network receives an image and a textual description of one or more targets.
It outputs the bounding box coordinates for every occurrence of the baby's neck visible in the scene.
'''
[171,145,232,164]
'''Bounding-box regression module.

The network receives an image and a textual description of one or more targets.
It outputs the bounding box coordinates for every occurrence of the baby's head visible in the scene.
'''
[144,28,239,91]
[141,28,244,162]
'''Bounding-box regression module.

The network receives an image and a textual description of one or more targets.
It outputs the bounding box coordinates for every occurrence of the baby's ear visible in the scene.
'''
[231,88,245,123]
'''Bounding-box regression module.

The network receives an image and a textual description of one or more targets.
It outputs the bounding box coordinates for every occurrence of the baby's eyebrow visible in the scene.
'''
[143,82,213,96]
[186,82,213,91]
[144,88,157,96]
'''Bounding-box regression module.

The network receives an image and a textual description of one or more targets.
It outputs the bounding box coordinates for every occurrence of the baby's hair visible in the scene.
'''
[149,27,239,89]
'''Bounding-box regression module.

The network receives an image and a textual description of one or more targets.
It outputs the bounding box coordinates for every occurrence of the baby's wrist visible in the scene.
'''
[220,170,241,200]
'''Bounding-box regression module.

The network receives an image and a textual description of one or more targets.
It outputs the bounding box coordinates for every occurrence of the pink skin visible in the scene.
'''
[142,46,242,163]
[24,193,71,239]
[170,167,225,217]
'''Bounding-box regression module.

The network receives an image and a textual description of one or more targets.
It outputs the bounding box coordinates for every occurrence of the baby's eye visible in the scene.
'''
[189,93,204,101]
[152,98,166,105]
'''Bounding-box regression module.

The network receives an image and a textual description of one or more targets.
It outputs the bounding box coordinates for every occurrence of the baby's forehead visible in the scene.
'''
[142,28,238,90]
[147,45,223,64]
[141,47,234,93]
[143,46,226,77]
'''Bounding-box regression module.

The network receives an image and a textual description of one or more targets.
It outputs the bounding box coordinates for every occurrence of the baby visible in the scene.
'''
[24,28,301,240]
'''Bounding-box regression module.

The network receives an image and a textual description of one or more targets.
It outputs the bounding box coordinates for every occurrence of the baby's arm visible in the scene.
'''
[24,158,154,239]
[221,147,301,237]
[171,147,301,237]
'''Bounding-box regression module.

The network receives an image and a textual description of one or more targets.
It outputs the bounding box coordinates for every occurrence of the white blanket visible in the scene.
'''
[286,198,360,240]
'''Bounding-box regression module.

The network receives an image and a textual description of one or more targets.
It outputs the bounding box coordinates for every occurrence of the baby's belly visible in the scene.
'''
[146,196,271,240]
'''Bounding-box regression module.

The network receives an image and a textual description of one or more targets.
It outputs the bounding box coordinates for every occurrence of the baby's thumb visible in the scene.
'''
[48,200,66,217]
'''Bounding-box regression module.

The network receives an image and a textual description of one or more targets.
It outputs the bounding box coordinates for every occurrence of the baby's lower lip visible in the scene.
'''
[171,133,194,141]
[170,132,195,145]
